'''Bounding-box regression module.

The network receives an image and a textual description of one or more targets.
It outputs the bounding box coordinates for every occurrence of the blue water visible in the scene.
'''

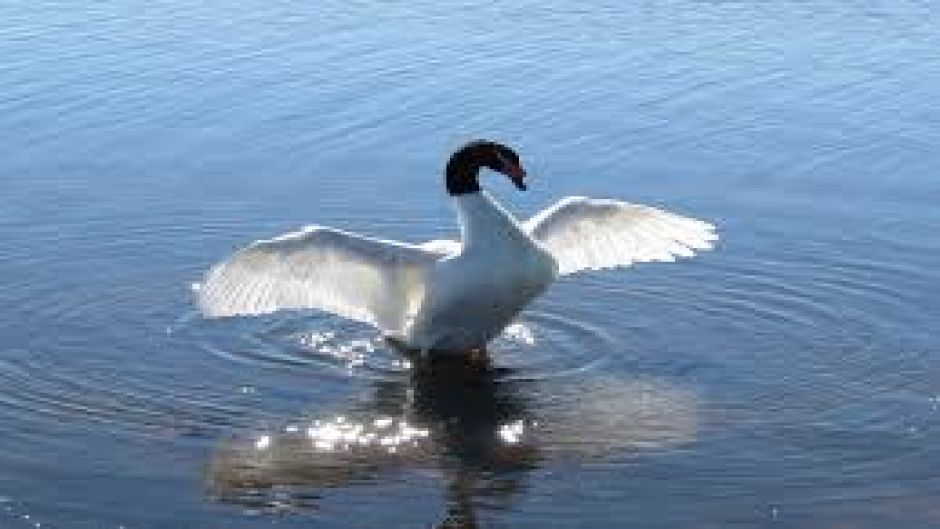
[2,1,939,527]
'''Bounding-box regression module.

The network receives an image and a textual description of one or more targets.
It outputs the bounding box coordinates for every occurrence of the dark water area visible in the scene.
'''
[2,1,939,527]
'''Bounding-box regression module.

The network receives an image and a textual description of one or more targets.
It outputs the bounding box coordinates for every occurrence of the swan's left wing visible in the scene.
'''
[196,226,447,331]
[524,196,718,276]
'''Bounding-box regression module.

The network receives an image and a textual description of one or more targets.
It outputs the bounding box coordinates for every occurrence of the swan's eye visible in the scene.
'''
[494,149,523,176]
[497,148,520,166]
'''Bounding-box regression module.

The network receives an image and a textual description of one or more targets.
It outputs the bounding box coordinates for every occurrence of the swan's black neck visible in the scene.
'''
[445,141,493,196]
[445,140,526,196]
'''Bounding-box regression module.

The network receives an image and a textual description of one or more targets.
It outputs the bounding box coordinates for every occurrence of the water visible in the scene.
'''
[2,1,939,527]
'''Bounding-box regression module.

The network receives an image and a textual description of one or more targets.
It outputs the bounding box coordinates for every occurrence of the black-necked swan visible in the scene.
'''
[196,140,717,353]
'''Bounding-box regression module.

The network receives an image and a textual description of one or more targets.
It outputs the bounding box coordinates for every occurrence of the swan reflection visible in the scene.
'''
[207,354,699,526]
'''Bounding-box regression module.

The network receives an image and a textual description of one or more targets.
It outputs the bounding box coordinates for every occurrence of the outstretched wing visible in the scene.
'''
[196,226,448,331]
[524,196,718,276]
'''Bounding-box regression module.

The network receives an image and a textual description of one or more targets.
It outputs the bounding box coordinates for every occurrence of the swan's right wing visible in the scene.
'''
[416,238,461,255]
[196,226,447,332]
[524,196,718,276]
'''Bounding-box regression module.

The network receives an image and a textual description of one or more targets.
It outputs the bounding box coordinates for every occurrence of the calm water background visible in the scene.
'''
[2,1,939,527]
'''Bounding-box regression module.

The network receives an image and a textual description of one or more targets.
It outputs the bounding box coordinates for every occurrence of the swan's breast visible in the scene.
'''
[406,243,555,350]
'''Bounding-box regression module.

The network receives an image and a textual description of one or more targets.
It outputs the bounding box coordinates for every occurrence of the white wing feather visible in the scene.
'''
[524,196,718,276]
[197,226,449,331]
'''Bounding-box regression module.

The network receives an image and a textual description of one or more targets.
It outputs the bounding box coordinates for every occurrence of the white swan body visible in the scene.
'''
[404,192,557,351]
[196,141,718,353]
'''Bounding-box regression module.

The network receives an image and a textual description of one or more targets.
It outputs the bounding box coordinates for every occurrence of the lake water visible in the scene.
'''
[2,1,939,527]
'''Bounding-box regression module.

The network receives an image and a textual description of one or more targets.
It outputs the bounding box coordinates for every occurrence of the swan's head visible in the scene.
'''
[485,142,527,191]
[446,140,528,195]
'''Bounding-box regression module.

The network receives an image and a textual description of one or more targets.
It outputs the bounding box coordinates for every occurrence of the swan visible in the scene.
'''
[196,140,718,353]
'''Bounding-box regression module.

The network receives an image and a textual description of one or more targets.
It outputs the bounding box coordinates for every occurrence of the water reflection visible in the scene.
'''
[207,353,699,527]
